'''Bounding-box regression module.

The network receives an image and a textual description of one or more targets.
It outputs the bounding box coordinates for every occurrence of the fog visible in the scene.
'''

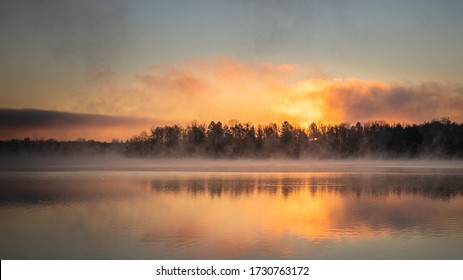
[1,156,462,173]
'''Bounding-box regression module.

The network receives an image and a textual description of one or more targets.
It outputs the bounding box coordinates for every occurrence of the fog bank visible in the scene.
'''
[1,157,462,173]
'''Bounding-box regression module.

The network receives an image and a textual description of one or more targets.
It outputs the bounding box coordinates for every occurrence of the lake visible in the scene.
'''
[1,159,463,259]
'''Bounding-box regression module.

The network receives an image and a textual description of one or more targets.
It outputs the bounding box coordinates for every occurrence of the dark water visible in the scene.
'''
[1,165,463,259]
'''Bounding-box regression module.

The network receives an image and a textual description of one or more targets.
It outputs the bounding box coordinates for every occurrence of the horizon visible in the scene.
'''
[0,109,460,142]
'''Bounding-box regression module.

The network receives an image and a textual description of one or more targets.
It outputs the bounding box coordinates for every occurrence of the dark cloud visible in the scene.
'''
[333,82,463,123]
[293,79,463,123]
[0,108,150,128]
[0,108,155,140]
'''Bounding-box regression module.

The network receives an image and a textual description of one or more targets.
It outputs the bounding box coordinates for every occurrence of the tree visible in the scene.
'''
[206,121,225,156]
[185,121,206,155]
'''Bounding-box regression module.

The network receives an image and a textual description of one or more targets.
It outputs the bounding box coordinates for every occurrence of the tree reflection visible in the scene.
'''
[149,173,463,200]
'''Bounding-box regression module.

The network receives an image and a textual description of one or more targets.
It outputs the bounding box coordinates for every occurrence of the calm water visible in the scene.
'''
[1,163,463,259]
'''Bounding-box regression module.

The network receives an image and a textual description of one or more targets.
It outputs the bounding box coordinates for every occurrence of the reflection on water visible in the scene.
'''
[1,171,463,259]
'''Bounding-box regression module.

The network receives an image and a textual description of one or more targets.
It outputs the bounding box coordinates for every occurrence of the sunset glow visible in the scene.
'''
[1,1,463,140]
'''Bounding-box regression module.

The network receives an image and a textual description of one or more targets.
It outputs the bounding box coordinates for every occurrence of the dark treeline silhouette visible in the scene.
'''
[124,118,463,158]
[0,138,125,156]
[1,118,463,158]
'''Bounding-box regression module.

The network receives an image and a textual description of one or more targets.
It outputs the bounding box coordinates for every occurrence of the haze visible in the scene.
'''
[1,1,463,140]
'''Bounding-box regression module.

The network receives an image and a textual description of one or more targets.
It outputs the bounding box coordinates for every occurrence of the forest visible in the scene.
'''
[1,118,462,159]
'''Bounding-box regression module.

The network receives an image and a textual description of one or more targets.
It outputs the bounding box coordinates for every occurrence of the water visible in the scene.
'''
[1,160,463,259]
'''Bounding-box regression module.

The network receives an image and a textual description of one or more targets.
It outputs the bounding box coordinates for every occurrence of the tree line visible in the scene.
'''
[1,118,462,158]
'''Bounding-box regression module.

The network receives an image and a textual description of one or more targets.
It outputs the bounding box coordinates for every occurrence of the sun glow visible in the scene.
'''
[3,57,463,141]
[275,78,395,125]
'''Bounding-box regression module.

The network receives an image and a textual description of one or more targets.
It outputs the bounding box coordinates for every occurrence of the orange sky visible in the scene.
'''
[84,58,463,132]
[82,58,463,125]
[2,57,463,141]
[2,1,463,141]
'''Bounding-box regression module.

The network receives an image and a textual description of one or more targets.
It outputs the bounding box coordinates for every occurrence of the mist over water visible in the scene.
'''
[1,156,462,172]
[1,159,462,259]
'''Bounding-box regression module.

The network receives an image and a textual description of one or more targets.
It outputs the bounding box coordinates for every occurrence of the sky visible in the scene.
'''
[1,0,463,140]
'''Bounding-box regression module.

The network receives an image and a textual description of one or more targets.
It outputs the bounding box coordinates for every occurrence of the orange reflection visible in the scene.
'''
[2,172,463,259]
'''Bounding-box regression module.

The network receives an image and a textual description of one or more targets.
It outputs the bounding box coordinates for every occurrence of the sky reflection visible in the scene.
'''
[1,172,462,259]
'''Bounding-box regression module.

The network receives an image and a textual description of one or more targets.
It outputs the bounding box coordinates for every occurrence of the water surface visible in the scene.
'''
[1,160,463,259]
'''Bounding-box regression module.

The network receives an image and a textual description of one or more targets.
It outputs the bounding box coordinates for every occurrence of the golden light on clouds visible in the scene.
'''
[5,58,462,141]
[2,0,463,142]
[80,58,463,128]
[287,78,392,124]
[81,58,302,125]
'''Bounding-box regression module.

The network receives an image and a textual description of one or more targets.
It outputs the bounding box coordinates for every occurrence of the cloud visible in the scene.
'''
[227,0,352,57]
[81,58,463,126]
[289,78,463,124]
[1,0,128,67]
[0,108,156,141]
[79,58,297,124]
